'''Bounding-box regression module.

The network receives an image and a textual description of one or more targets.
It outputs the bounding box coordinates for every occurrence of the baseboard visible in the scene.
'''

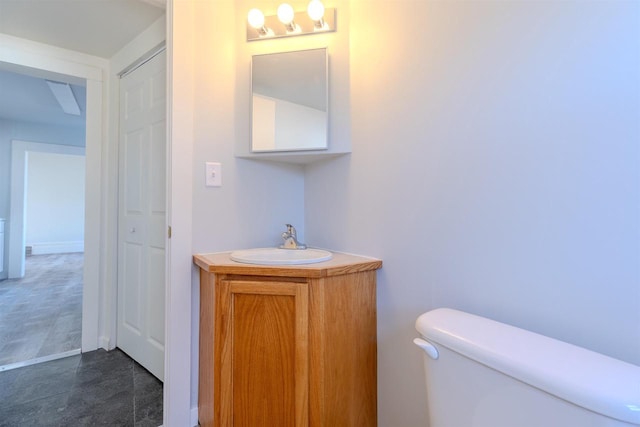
[99,335,112,350]
[0,349,81,372]
[191,406,198,427]
[29,241,84,255]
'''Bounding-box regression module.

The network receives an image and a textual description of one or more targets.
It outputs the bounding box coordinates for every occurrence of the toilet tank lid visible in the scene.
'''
[416,308,640,425]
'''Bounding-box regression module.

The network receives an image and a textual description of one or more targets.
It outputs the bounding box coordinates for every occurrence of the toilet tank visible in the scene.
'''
[415,308,640,427]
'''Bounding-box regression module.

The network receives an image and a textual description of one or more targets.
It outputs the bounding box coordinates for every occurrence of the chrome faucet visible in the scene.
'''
[280,224,307,250]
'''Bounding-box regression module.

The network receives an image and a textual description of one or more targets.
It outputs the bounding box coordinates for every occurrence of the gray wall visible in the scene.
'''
[189,0,307,408]
[304,1,639,426]
[187,0,638,425]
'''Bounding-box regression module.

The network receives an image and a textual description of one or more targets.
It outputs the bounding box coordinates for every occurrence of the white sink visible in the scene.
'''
[230,248,333,265]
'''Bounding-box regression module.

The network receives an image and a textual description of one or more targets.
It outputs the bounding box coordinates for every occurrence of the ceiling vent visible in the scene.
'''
[46,80,81,116]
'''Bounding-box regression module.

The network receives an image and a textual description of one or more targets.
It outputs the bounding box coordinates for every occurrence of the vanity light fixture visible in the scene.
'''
[246,0,336,42]
[307,0,328,31]
[277,3,300,34]
[247,8,274,37]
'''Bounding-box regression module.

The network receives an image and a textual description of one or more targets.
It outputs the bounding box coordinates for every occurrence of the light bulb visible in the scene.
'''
[277,3,295,25]
[247,8,265,29]
[307,0,324,21]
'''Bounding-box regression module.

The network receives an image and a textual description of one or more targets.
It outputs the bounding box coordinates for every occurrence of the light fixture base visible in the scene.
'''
[246,7,336,41]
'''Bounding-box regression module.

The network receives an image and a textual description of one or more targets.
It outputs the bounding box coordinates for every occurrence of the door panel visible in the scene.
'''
[122,243,142,332]
[124,131,143,214]
[147,247,165,348]
[217,280,309,427]
[117,49,166,380]
[233,293,297,427]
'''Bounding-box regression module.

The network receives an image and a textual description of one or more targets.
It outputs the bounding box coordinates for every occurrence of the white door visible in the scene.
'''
[117,50,166,380]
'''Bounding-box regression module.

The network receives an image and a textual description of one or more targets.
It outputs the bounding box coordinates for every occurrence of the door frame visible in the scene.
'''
[0,35,106,353]
[164,1,195,424]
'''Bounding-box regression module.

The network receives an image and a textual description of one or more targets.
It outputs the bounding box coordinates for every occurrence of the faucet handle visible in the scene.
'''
[285,224,296,236]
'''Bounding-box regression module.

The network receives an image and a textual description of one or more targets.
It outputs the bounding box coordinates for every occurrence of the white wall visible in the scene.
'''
[0,118,84,219]
[26,151,85,254]
[0,118,85,277]
[304,1,640,426]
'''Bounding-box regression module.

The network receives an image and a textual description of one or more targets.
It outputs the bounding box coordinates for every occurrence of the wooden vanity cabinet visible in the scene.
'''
[194,252,382,427]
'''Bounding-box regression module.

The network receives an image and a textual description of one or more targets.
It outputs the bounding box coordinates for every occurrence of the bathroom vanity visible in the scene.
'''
[193,251,382,427]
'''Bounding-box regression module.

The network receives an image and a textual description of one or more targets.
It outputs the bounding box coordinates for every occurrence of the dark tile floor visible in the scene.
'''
[0,253,83,366]
[0,348,163,426]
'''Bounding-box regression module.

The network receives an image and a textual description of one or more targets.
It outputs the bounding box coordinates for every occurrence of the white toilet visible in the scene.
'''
[414,308,640,427]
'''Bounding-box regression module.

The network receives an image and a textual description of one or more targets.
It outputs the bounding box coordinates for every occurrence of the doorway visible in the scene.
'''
[0,52,104,356]
[0,66,88,370]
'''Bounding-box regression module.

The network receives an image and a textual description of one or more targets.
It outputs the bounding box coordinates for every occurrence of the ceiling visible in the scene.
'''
[0,69,87,128]
[0,0,165,129]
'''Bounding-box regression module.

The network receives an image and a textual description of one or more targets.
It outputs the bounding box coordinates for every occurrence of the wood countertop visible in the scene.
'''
[193,250,382,278]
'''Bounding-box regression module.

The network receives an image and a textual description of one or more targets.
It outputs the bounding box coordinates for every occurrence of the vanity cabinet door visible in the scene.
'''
[216,279,309,427]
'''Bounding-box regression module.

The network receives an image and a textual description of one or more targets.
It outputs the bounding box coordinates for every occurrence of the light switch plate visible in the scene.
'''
[205,162,222,187]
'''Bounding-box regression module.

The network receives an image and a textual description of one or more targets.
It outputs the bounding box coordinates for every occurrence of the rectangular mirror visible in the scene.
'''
[251,48,328,152]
